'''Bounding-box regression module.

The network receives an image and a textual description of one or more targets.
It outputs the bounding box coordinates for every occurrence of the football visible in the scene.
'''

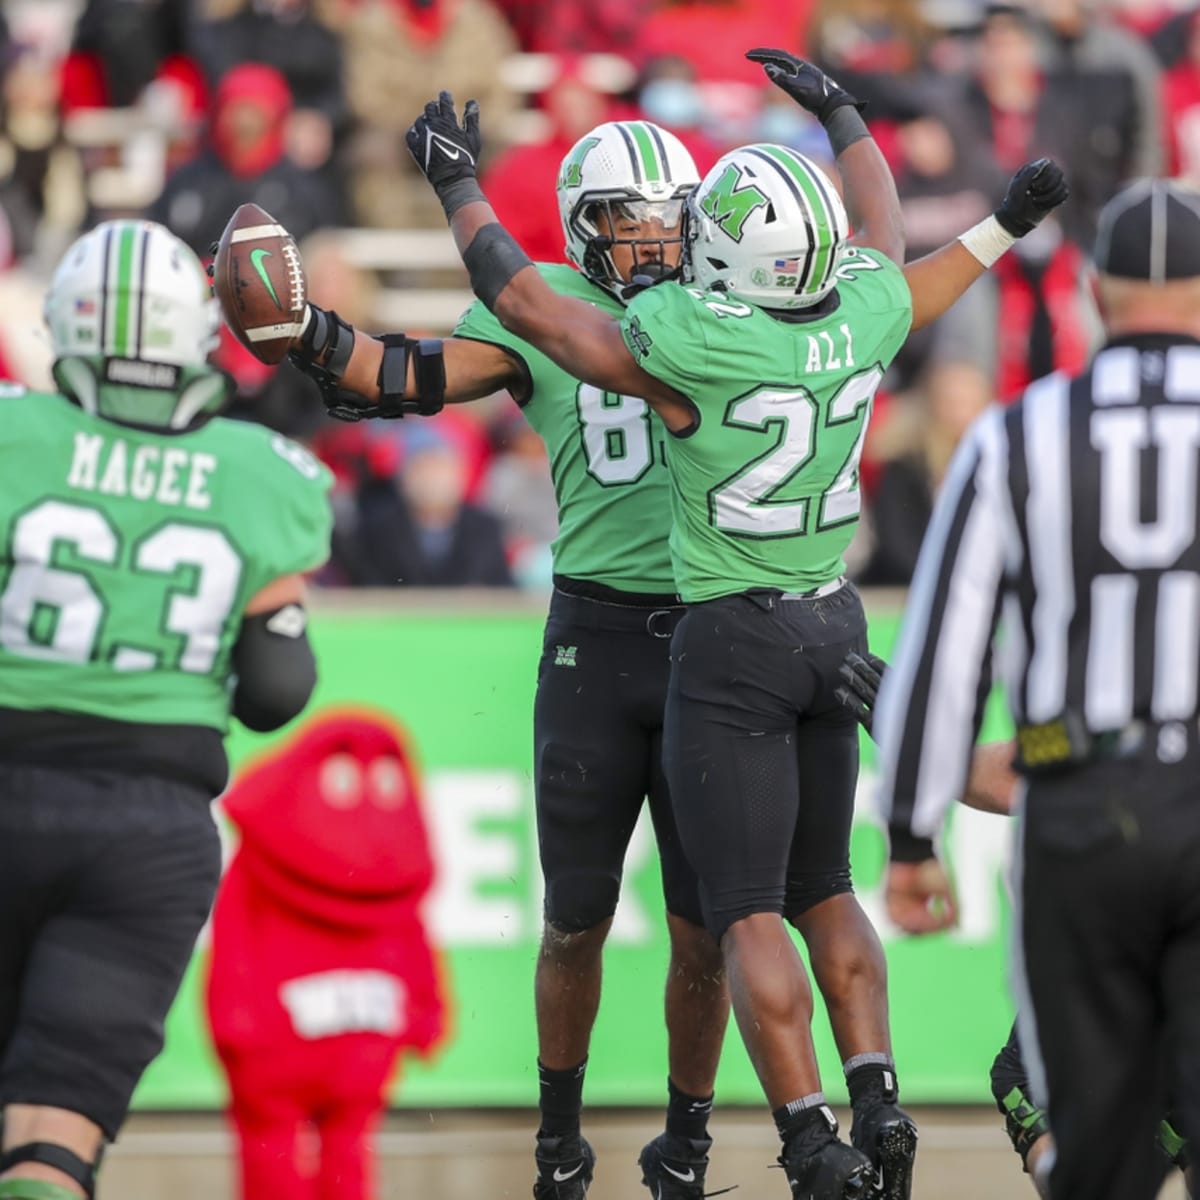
[212,203,307,365]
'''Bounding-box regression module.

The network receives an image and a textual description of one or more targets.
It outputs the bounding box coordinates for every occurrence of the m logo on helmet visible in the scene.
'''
[700,163,769,242]
[559,137,601,190]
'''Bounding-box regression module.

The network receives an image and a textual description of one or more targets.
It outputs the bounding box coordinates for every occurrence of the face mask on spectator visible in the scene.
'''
[639,79,705,130]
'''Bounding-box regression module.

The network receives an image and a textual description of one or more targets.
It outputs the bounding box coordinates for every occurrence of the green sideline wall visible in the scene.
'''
[134,588,1018,1111]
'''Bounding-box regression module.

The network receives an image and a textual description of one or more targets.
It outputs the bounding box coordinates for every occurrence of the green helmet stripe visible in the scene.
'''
[627,122,663,183]
[110,223,138,358]
[754,145,840,294]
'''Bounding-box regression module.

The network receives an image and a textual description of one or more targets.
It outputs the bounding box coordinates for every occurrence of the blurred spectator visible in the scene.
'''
[481,53,613,264]
[336,427,515,587]
[147,61,343,255]
[60,0,208,202]
[208,709,446,1200]
[188,0,348,205]
[858,359,994,585]
[625,53,725,168]
[494,0,647,54]
[1033,0,1164,181]
[314,0,520,229]
[479,405,559,588]
[0,200,55,387]
[888,101,1003,387]
[634,0,816,142]
[639,0,816,85]
[1163,10,1200,183]
[61,0,206,138]
[960,5,1101,395]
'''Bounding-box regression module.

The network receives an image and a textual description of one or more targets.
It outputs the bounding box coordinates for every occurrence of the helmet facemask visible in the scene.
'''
[557,121,701,304]
[573,194,689,299]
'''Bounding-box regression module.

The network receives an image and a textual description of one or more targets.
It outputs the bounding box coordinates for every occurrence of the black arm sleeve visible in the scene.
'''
[231,605,317,732]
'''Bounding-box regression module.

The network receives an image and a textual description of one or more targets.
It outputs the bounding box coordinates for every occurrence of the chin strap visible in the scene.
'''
[289,304,445,422]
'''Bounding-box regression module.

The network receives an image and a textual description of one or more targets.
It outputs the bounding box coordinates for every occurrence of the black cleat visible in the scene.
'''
[533,1133,595,1200]
[638,1131,712,1200]
[849,1070,918,1200]
[851,1106,917,1200]
[780,1111,874,1200]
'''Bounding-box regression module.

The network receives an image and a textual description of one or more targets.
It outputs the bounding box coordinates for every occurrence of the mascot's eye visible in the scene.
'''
[368,756,408,810]
[319,753,364,808]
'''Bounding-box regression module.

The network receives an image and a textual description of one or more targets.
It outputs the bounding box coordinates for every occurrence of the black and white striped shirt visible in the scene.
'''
[875,333,1200,841]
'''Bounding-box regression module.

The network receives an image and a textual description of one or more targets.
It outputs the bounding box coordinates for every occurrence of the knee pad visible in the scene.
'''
[543,872,621,933]
[0,1140,102,1199]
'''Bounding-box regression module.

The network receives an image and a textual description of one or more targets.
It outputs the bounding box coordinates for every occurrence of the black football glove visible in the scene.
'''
[745,47,863,124]
[994,158,1070,238]
[405,90,483,216]
[835,649,888,736]
[289,303,380,423]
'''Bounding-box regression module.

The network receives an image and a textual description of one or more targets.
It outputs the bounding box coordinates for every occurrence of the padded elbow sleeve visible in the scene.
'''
[231,605,316,732]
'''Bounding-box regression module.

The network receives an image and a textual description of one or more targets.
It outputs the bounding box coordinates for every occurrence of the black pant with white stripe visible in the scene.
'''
[1016,735,1200,1200]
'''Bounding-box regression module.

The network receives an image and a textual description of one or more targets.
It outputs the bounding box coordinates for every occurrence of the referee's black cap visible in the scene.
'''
[1093,178,1200,283]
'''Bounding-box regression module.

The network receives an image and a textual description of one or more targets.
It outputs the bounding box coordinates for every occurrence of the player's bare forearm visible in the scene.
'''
[904,241,988,333]
[839,138,904,266]
[963,739,1019,815]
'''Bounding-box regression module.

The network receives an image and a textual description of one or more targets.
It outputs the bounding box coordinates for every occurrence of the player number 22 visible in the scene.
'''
[0,499,242,671]
[712,367,883,536]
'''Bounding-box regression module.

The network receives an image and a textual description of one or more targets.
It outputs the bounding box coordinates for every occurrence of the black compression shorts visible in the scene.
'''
[663,583,868,940]
[0,764,221,1138]
[534,586,703,931]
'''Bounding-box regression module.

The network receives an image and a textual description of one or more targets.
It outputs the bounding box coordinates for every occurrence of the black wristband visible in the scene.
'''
[439,177,486,220]
[888,827,936,864]
[825,106,871,157]
[462,222,534,310]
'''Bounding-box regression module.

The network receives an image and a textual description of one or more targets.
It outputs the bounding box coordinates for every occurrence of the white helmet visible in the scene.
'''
[685,144,849,310]
[557,120,700,301]
[44,219,228,429]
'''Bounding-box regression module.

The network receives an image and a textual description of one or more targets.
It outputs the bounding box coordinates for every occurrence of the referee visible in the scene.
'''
[873,177,1200,1200]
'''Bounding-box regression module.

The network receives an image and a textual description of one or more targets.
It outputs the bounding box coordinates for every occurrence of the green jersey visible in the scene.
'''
[456,263,676,595]
[0,391,332,731]
[621,246,912,602]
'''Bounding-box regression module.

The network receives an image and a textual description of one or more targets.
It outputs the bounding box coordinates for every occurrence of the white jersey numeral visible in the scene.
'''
[711,368,882,536]
[0,498,243,671]
[577,384,655,485]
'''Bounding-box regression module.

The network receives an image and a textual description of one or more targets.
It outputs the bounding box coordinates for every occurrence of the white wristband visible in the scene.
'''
[957,214,1017,268]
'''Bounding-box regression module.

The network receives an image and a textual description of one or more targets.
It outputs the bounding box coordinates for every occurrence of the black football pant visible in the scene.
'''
[1015,743,1200,1200]
[0,764,221,1138]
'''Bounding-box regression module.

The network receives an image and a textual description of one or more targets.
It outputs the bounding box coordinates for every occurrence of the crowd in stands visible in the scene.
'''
[1,0,1198,590]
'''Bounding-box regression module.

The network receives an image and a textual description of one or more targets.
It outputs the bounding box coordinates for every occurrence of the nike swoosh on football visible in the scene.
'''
[552,1163,584,1182]
[248,247,282,309]
[662,1164,695,1182]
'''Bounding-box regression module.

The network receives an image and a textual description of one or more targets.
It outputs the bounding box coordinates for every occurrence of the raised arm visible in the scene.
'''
[401,93,693,430]
[904,158,1070,332]
[286,306,528,423]
[746,49,904,265]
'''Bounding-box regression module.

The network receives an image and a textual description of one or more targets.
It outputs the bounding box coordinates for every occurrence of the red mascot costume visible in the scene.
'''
[207,709,446,1200]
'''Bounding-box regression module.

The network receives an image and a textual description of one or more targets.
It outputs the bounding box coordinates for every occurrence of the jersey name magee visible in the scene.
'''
[0,392,332,731]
